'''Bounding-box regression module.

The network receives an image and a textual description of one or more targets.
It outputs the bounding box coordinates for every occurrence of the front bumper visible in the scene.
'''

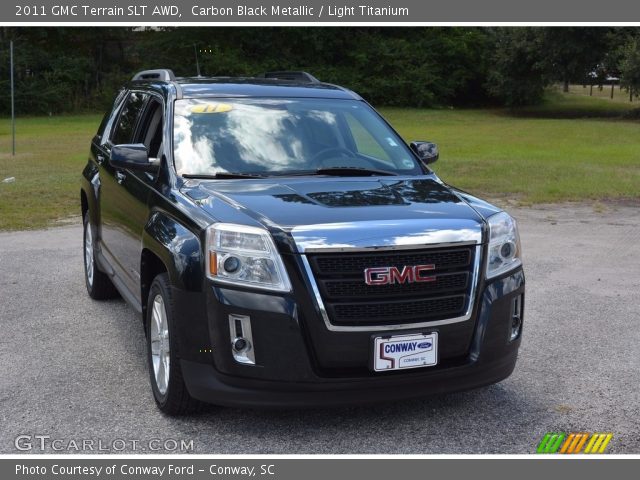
[173,266,525,408]
[180,349,518,408]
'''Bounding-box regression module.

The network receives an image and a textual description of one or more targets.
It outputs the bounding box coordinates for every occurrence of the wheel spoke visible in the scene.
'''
[160,302,168,336]
[150,338,160,355]
[163,354,170,388]
[157,354,166,392]
[151,349,160,374]
[152,301,162,337]
[150,293,170,395]
[84,224,94,285]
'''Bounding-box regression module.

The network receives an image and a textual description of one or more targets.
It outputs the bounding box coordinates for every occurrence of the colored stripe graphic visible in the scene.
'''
[537,433,565,453]
[585,433,613,454]
[597,434,613,453]
[572,433,590,453]
[560,433,576,454]
[538,433,613,454]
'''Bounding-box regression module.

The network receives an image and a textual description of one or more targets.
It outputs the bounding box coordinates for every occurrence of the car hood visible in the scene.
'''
[183,176,488,253]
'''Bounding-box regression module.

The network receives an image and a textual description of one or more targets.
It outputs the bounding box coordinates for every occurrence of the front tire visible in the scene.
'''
[146,273,201,415]
[83,212,118,300]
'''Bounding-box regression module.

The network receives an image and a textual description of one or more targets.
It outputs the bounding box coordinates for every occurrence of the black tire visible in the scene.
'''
[146,273,202,415]
[83,212,119,300]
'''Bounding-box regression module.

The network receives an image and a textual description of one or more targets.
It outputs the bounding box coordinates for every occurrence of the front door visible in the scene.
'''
[96,91,163,303]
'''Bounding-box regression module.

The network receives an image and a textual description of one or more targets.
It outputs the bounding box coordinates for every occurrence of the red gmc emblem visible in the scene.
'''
[364,264,436,285]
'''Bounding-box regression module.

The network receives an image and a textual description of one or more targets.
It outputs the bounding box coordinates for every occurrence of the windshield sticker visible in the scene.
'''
[386,137,399,147]
[191,103,233,114]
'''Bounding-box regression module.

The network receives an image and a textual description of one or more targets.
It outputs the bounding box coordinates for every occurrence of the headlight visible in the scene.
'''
[205,223,292,292]
[486,212,522,279]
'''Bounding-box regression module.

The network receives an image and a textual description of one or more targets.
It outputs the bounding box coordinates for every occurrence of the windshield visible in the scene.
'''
[173,98,422,176]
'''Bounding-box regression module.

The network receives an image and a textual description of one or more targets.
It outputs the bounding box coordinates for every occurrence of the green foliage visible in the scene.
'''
[485,28,551,106]
[620,39,640,99]
[540,28,609,86]
[132,28,491,108]
[0,27,639,113]
[0,27,493,113]
[486,28,616,105]
[0,28,134,115]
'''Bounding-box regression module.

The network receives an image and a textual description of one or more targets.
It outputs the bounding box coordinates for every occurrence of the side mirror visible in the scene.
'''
[410,141,439,165]
[110,144,156,172]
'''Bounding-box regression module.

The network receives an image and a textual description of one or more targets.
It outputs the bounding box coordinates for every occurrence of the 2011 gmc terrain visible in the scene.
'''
[80,69,525,414]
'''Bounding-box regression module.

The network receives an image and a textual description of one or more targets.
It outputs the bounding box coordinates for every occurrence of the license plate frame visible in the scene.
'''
[372,332,438,372]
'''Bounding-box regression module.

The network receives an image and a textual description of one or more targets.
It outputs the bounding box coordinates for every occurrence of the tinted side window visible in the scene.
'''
[96,88,127,140]
[135,99,164,158]
[110,92,149,145]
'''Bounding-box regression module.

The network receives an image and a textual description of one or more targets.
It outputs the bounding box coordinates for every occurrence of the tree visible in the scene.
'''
[485,28,619,106]
[539,28,610,92]
[0,27,636,113]
[620,38,640,100]
[0,28,135,114]
[486,28,551,106]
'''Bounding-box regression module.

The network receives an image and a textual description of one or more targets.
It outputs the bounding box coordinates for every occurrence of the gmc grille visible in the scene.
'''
[306,246,477,326]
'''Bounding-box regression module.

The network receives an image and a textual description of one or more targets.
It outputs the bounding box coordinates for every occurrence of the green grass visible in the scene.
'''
[512,89,638,118]
[0,115,102,230]
[565,83,640,106]
[0,92,639,230]
[380,106,640,204]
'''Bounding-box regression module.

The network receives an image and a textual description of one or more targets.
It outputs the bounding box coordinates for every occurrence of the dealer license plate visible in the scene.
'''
[373,332,438,372]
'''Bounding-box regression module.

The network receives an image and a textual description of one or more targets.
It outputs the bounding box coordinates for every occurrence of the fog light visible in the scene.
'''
[232,337,248,352]
[228,314,255,365]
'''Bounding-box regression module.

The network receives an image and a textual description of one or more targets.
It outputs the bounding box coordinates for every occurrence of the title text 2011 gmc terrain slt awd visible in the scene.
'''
[80,69,525,414]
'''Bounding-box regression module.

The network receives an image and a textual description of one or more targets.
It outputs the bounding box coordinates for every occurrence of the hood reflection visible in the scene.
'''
[291,219,482,252]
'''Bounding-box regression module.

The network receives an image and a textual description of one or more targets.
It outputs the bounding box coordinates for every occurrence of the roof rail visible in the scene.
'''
[131,69,176,82]
[259,71,320,83]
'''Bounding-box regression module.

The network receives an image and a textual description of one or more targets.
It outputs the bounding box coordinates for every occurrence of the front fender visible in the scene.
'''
[142,211,203,292]
[143,211,213,363]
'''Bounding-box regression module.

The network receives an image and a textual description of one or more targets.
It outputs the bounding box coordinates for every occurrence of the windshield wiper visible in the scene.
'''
[182,172,267,180]
[312,167,398,177]
[183,167,399,179]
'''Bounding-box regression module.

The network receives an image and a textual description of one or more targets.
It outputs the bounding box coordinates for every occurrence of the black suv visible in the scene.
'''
[81,69,525,414]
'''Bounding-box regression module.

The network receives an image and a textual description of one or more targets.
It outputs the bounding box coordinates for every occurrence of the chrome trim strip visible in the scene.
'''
[302,240,481,254]
[291,219,483,253]
[301,244,482,332]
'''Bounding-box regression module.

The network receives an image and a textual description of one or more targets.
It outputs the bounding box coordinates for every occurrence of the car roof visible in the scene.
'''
[128,70,362,101]
[175,77,361,100]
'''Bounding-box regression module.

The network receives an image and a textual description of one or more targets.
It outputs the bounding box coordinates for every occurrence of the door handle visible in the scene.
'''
[115,171,126,184]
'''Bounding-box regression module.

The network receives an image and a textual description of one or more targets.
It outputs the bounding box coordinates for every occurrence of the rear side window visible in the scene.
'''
[135,99,164,158]
[110,91,149,145]
[96,88,127,141]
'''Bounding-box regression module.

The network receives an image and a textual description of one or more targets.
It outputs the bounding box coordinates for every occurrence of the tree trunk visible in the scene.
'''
[563,79,569,92]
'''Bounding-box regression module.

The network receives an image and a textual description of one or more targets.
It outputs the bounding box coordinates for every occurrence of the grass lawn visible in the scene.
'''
[381,94,639,204]
[0,115,102,230]
[0,93,639,230]
[565,83,640,106]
